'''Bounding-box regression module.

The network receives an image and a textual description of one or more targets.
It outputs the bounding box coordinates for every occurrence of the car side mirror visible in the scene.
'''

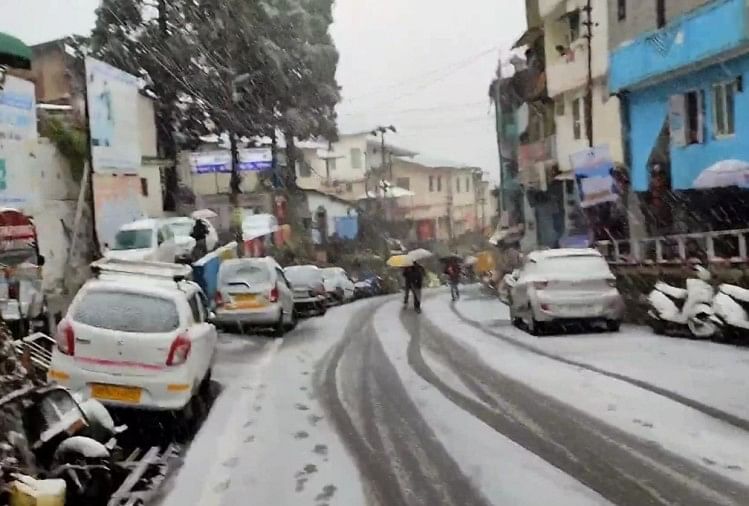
[207,311,216,324]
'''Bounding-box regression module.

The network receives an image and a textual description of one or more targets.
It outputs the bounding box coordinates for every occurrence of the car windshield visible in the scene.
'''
[220,262,271,285]
[321,268,341,279]
[285,267,321,284]
[167,221,194,237]
[533,256,612,278]
[111,229,152,250]
[73,290,179,333]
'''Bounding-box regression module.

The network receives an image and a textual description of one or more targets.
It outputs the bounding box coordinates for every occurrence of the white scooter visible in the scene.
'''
[647,265,716,338]
[712,283,749,341]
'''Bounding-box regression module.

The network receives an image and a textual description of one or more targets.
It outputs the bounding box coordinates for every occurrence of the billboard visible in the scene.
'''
[93,175,145,249]
[190,148,273,174]
[569,145,618,208]
[238,147,273,171]
[85,57,141,173]
[0,75,37,142]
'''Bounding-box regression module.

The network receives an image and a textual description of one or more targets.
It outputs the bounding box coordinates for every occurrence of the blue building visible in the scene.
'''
[610,0,749,233]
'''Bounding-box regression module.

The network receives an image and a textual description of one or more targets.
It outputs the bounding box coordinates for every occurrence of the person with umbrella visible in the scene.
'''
[191,218,210,260]
[443,256,461,301]
[402,261,426,313]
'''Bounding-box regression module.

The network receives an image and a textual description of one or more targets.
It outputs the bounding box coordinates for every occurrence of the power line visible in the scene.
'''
[340,99,490,118]
[344,45,499,102]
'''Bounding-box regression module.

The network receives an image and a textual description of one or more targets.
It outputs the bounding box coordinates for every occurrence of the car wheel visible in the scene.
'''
[606,319,621,332]
[272,312,286,338]
[317,303,327,317]
[285,309,298,330]
[335,287,344,304]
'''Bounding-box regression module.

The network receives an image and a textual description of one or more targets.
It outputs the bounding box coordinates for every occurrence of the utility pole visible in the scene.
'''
[229,72,252,257]
[583,0,594,148]
[370,125,396,219]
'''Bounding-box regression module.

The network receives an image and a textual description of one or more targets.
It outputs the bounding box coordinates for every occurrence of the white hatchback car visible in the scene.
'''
[48,260,217,414]
[321,267,355,304]
[105,219,177,263]
[284,265,327,316]
[508,248,624,335]
[214,257,295,335]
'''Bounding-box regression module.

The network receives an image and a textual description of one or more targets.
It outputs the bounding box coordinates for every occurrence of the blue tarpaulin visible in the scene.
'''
[334,216,358,239]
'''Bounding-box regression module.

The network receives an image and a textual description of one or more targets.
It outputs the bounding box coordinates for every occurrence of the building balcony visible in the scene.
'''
[610,0,749,92]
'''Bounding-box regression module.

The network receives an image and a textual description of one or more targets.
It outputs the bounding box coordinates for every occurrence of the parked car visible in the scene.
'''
[163,216,219,262]
[214,257,295,336]
[284,265,327,317]
[353,274,383,299]
[105,218,177,263]
[508,248,624,335]
[321,267,355,304]
[48,259,217,420]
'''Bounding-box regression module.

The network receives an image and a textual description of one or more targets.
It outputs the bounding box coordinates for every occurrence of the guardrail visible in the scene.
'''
[596,229,749,265]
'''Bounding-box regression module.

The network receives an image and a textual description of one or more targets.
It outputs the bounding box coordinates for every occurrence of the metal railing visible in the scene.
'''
[596,228,749,265]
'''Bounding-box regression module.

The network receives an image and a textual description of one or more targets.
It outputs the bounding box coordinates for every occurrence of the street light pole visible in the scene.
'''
[229,72,252,256]
[583,0,594,148]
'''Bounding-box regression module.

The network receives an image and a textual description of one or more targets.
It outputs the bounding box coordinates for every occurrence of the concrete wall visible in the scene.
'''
[545,0,610,97]
[608,0,712,50]
[628,52,749,191]
[554,82,624,171]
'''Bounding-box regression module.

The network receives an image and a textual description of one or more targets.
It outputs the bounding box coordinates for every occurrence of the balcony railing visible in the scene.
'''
[596,228,749,265]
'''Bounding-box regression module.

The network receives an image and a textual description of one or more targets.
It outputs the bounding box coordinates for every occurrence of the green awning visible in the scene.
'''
[0,32,31,70]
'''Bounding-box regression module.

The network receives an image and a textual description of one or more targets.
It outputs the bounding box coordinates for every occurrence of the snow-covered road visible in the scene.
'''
[157,286,749,506]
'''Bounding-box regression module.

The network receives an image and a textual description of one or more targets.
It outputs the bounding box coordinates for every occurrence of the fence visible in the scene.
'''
[596,229,749,265]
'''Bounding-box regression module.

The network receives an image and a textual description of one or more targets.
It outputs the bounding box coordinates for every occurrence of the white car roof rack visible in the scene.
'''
[90,258,193,283]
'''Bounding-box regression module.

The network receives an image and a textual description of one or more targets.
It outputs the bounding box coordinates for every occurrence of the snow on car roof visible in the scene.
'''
[527,248,602,262]
[120,218,160,230]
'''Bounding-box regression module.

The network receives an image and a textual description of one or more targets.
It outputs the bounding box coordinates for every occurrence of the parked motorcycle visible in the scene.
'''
[647,265,717,338]
[0,385,125,505]
[711,283,749,341]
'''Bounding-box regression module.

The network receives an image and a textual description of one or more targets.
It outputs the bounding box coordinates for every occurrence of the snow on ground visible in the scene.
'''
[424,290,749,486]
[373,299,613,506]
[160,302,370,506]
[455,287,749,422]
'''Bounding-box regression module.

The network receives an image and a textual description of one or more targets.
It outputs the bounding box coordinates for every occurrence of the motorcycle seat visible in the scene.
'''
[720,284,749,303]
[655,281,687,300]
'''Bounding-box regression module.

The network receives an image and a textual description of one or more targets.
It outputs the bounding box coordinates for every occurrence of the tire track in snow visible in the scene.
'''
[316,300,490,506]
[448,297,749,433]
[400,309,749,506]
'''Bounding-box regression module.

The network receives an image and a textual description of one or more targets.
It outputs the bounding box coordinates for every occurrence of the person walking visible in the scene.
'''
[403,262,425,313]
[191,218,209,261]
[444,261,461,301]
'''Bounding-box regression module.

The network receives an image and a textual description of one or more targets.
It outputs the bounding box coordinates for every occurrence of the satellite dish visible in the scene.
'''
[515,103,529,134]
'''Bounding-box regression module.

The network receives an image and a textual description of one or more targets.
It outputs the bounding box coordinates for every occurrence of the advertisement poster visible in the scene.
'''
[93,175,144,248]
[0,75,37,142]
[85,57,141,173]
[238,147,273,171]
[190,148,273,173]
[569,145,618,208]
[190,150,232,174]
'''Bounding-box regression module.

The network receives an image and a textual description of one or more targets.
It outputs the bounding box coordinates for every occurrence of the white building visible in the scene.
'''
[303,189,359,241]
[541,0,624,171]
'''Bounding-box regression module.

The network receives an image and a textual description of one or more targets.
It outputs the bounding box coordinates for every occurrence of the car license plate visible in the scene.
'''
[231,294,265,309]
[91,384,142,404]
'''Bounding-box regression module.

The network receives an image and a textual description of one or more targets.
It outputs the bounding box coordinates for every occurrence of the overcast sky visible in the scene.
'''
[0,0,527,181]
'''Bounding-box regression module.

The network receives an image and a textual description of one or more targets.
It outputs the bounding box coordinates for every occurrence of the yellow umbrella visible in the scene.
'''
[474,250,495,273]
[387,254,414,268]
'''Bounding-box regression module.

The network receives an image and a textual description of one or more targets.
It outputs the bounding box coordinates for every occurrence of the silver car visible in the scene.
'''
[508,248,624,335]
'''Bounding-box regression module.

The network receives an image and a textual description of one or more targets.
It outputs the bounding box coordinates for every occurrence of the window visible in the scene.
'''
[617,0,626,21]
[345,182,353,192]
[456,177,461,193]
[466,176,471,193]
[112,229,152,250]
[566,10,580,42]
[298,161,311,178]
[437,176,442,192]
[572,97,582,140]
[396,177,410,190]
[686,90,704,144]
[429,175,434,192]
[140,177,148,196]
[555,97,565,116]
[656,0,665,28]
[328,157,337,171]
[350,148,362,169]
[713,80,737,136]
